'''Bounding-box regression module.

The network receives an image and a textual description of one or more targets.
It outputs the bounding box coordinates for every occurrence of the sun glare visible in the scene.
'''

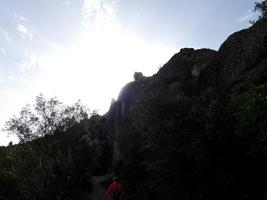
[34,14,176,114]
[0,0,177,146]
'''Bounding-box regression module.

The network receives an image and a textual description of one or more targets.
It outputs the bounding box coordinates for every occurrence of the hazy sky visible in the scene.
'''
[0,0,258,145]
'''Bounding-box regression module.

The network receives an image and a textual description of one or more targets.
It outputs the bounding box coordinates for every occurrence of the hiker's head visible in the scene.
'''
[113,177,118,182]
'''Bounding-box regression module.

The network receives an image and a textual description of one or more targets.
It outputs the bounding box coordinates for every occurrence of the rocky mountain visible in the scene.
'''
[1,4,266,200]
[102,19,267,200]
[104,19,267,162]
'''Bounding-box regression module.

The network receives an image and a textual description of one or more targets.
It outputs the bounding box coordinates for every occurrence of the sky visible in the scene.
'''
[0,0,259,146]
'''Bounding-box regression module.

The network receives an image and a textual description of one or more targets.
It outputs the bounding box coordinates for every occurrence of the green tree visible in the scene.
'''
[4,94,89,142]
[255,0,267,20]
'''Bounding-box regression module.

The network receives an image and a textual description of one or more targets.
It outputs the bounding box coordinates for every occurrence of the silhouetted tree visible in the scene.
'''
[255,0,267,20]
[4,94,89,142]
[0,107,108,200]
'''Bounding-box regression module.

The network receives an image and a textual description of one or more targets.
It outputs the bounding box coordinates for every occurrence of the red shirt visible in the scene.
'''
[107,181,122,200]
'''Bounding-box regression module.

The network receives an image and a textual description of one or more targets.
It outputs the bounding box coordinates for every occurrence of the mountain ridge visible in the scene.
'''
[104,19,267,164]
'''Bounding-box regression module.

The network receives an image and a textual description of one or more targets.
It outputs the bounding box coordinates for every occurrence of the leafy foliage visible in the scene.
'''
[5,94,89,142]
[255,0,267,20]
[0,96,110,200]
[116,85,267,200]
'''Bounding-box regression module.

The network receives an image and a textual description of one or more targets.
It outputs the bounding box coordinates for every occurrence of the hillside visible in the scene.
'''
[0,15,266,200]
[103,19,267,199]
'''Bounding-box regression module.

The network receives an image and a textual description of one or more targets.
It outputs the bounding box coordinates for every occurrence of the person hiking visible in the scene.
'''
[106,177,122,200]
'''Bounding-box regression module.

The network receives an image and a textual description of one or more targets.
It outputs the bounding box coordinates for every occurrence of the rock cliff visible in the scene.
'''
[104,19,267,162]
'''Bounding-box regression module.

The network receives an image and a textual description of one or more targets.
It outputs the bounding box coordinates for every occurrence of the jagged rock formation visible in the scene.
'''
[134,72,146,81]
[104,19,267,163]
[201,19,267,93]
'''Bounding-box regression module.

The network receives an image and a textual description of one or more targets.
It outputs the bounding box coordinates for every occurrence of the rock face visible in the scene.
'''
[104,19,267,162]
[133,72,145,81]
[200,19,267,93]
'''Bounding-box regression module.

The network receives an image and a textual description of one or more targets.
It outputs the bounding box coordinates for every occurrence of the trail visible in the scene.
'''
[85,174,111,200]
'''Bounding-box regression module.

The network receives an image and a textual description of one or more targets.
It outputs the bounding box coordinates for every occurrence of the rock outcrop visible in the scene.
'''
[104,19,267,162]
[200,19,267,93]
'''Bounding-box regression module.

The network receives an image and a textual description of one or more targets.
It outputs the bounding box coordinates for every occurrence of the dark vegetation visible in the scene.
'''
[255,0,267,20]
[115,85,267,200]
[0,1,267,199]
[0,95,110,200]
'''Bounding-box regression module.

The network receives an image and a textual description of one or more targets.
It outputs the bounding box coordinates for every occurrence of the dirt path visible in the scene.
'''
[88,174,112,200]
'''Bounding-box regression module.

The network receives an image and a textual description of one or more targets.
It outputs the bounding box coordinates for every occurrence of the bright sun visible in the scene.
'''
[34,15,176,115]
[0,0,177,146]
